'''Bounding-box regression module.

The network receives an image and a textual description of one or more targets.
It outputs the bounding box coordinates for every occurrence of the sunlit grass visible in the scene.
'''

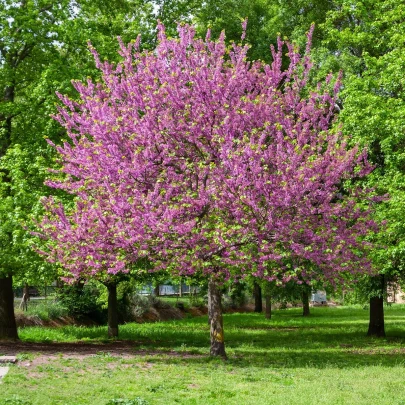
[1,305,405,404]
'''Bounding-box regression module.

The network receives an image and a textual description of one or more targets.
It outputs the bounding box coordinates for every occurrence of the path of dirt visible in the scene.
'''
[0,341,204,357]
[0,341,206,369]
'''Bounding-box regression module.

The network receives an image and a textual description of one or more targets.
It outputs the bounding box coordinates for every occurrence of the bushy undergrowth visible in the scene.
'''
[15,300,68,321]
[56,282,107,323]
[121,294,175,321]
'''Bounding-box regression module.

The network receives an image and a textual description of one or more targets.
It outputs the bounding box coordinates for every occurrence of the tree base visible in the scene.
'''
[0,275,18,340]
[210,341,227,359]
[367,295,385,337]
[108,327,119,338]
[208,279,227,359]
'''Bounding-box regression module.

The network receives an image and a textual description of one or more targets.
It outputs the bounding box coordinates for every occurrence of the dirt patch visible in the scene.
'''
[15,314,98,328]
[0,341,138,357]
[0,341,205,360]
[136,305,184,323]
[0,341,206,376]
[188,307,208,317]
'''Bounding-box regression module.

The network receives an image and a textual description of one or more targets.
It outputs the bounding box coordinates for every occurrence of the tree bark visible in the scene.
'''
[107,282,119,338]
[265,293,271,319]
[302,289,310,317]
[367,275,385,337]
[0,274,18,340]
[253,281,262,313]
[208,279,226,358]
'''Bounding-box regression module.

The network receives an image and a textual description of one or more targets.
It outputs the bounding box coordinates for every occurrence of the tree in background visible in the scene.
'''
[0,0,200,340]
[195,0,405,338]
[314,0,405,337]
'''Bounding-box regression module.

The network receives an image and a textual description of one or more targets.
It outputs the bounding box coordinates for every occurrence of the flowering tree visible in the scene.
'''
[38,22,377,356]
[39,195,131,337]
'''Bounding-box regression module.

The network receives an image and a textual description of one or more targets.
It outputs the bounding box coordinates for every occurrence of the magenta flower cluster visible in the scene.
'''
[38,22,378,286]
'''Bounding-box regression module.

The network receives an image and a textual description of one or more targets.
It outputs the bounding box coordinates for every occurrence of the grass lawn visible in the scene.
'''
[1,305,405,405]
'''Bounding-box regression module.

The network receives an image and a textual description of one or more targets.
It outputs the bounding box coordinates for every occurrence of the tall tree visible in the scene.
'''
[38,22,377,358]
[0,0,189,340]
[315,0,405,336]
[0,0,74,339]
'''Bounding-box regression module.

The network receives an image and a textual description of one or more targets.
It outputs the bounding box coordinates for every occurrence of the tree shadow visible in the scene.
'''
[5,308,405,370]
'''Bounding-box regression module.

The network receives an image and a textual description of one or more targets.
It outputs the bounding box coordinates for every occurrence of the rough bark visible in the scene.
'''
[0,274,18,340]
[367,275,385,337]
[265,293,271,319]
[107,282,119,338]
[302,289,310,317]
[208,279,226,358]
[253,281,263,313]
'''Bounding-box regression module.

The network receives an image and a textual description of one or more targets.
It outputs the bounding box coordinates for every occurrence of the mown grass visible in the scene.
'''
[1,305,405,404]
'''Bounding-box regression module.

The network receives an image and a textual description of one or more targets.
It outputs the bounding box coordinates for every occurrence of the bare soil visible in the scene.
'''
[0,341,205,367]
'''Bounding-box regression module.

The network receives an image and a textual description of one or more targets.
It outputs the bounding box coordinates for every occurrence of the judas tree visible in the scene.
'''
[40,22,377,357]
[38,195,132,338]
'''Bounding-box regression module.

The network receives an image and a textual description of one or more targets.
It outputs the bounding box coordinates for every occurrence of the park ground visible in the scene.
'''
[1,305,405,405]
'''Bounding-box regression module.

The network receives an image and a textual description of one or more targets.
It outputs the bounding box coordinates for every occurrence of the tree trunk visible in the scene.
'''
[265,293,271,319]
[208,279,226,358]
[154,285,160,296]
[20,283,29,311]
[107,282,119,338]
[0,274,18,340]
[302,289,310,317]
[253,281,262,313]
[367,275,385,337]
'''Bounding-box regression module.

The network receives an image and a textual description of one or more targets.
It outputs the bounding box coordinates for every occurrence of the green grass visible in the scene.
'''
[1,305,405,404]
[14,299,68,321]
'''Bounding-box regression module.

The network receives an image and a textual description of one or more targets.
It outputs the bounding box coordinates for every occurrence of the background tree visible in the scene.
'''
[195,0,404,338]
[313,0,405,337]
[0,0,200,340]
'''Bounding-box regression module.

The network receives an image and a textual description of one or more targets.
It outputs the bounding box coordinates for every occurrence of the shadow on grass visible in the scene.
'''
[6,306,405,370]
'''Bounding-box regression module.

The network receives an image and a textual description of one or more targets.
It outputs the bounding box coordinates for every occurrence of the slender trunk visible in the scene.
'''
[367,275,385,337]
[107,282,119,338]
[302,289,310,317]
[23,283,30,301]
[154,285,160,296]
[0,275,18,340]
[179,283,182,298]
[20,283,29,311]
[208,279,226,358]
[265,294,271,319]
[253,281,262,313]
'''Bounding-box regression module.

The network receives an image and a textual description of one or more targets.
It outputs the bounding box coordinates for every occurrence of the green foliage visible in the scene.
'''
[0,0,199,284]
[224,281,248,309]
[15,300,68,321]
[195,0,333,62]
[313,1,405,283]
[122,294,151,319]
[56,282,106,322]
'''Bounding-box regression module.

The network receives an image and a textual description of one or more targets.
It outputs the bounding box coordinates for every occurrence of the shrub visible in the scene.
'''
[125,294,151,319]
[56,282,106,322]
[16,300,68,321]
